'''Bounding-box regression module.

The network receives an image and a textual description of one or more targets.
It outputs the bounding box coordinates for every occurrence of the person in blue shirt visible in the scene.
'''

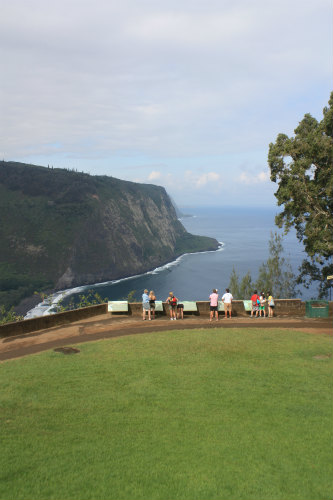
[142,289,151,320]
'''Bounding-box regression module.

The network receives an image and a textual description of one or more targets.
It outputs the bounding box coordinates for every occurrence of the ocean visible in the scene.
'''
[25,206,316,318]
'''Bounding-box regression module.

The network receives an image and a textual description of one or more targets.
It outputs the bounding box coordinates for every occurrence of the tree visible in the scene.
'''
[228,267,241,299]
[228,232,295,299]
[0,305,23,325]
[268,92,333,296]
[255,232,296,298]
[228,268,253,300]
[239,272,253,299]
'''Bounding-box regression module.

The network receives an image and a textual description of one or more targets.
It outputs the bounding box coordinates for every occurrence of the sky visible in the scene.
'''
[1,0,332,207]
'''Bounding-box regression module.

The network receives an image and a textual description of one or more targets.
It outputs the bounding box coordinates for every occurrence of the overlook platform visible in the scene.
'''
[0,311,331,362]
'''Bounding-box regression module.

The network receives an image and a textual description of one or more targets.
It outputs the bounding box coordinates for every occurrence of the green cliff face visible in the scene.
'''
[0,161,219,308]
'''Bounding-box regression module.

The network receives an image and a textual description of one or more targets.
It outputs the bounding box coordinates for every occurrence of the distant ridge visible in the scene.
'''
[169,196,192,218]
[0,161,219,309]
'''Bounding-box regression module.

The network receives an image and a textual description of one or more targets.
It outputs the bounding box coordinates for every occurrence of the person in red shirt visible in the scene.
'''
[166,292,178,320]
[251,290,259,317]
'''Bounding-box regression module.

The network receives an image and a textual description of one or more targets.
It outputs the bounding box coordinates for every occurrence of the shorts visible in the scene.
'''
[142,302,150,311]
[224,303,232,311]
[210,305,218,311]
[177,304,184,309]
[149,301,155,309]
[260,305,265,311]
[169,304,177,311]
[269,304,275,309]
[252,304,259,311]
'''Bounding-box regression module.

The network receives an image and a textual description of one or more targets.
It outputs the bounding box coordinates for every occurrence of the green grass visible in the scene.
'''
[0,328,332,500]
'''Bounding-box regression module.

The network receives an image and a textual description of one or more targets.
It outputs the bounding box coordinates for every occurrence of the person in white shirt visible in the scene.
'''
[222,288,233,319]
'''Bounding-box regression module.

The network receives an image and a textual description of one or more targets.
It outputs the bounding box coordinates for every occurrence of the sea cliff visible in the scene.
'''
[0,161,219,309]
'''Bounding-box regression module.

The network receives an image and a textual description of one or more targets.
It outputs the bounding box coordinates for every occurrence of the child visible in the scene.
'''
[268,292,275,317]
[177,302,184,320]
[259,292,266,317]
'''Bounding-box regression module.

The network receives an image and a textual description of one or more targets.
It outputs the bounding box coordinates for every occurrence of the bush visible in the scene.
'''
[0,305,24,325]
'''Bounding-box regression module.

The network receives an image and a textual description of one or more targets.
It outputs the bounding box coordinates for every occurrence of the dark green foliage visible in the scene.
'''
[56,290,107,312]
[126,290,136,302]
[0,305,23,325]
[54,289,136,313]
[0,161,218,310]
[0,264,52,310]
[268,92,333,297]
[174,233,218,254]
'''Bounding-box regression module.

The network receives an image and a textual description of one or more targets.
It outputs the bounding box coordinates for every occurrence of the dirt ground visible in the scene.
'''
[0,314,332,362]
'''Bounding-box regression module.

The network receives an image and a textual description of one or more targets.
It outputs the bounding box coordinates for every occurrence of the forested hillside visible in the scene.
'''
[0,161,218,309]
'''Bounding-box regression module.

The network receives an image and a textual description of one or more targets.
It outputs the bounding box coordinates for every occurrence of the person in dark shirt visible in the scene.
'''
[149,290,156,320]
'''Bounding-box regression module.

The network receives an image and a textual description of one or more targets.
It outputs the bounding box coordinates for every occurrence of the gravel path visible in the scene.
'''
[0,314,331,362]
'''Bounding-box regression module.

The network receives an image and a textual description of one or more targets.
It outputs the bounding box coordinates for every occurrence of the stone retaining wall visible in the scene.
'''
[0,304,106,338]
[1,300,331,339]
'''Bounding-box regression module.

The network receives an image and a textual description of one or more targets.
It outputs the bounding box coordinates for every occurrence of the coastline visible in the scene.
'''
[14,290,54,317]
[23,241,224,319]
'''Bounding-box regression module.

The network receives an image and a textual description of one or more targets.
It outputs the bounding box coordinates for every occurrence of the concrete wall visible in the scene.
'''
[119,299,321,318]
[1,300,332,339]
[0,304,106,338]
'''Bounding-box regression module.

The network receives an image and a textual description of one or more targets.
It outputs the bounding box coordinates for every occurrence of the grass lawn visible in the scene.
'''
[0,328,332,500]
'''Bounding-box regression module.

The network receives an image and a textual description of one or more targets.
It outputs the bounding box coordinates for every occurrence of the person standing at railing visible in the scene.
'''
[267,292,275,317]
[142,289,151,321]
[149,290,156,320]
[222,288,233,319]
[177,301,184,320]
[166,292,178,320]
[259,292,266,317]
[209,288,219,321]
[251,290,260,318]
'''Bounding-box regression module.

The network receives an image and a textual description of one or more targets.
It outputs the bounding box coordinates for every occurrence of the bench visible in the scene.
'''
[107,301,128,314]
[154,301,164,312]
[243,300,252,312]
[179,301,198,313]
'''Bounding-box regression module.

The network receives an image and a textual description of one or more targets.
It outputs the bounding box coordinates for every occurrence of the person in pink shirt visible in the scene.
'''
[209,288,219,321]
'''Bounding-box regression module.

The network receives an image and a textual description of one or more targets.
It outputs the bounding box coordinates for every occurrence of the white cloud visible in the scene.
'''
[148,170,162,181]
[258,171,270,182]
[147,169,222,191]
[239,171,270,185]
[186,171,221,188]
[0,0,331,205]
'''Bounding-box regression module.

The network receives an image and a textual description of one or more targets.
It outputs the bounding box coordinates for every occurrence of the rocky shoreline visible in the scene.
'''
[14,290,54,316]
[14,240,223,317]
